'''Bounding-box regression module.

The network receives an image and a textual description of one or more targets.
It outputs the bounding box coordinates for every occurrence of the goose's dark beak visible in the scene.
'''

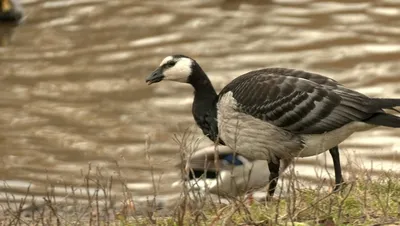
[145,67,164,85]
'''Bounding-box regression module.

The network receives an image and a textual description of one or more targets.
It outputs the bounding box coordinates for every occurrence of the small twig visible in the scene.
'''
[43,196,61,226]
[337,181,355,224]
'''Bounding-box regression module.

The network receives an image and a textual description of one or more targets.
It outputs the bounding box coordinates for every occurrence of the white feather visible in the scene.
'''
[217,91,302,162]
[159,56,173,66]
[163,57,192,82]
[299,122,375,157]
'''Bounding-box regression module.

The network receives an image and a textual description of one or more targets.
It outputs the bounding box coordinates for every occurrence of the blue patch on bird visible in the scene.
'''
[222,154,243,166]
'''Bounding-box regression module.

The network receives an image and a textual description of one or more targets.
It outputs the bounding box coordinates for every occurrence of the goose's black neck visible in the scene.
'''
[188,62,223,144]
[188,62,217,99]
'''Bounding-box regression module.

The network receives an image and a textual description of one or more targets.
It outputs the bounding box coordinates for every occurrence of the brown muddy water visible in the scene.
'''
[1,0,400,215]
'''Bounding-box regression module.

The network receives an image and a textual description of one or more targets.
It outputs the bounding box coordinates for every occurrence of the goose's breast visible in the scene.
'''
[216,92,303,161]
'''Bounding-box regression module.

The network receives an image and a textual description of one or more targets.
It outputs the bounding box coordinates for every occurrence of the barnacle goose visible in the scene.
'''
[0,0,23,23]
[146,55,400,199]
[172,145,291,198]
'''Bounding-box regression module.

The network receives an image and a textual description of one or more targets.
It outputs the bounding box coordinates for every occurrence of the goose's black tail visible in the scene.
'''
[364,98,400,127]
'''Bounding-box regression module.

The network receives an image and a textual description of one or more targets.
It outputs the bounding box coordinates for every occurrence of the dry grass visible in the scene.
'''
[1,132,400,226]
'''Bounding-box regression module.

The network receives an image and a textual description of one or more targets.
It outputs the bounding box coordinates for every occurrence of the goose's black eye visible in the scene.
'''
[166,61,176,67]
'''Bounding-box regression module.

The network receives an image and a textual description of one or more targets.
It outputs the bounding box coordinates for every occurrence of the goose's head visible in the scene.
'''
[0,0,23,23]
[145,55,195,85]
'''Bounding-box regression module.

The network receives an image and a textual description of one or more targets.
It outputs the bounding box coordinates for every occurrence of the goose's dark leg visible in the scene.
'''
[267,160,280,201]
[329,146,344,192]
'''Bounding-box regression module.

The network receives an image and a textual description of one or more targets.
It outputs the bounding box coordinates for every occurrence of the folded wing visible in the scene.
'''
[218,68,382,134]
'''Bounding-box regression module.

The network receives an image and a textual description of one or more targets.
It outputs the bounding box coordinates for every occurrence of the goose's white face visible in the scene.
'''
[160,56,193,82]
[145,55,193,85]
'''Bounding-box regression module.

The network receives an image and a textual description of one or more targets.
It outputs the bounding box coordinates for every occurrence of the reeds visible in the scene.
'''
[1,130,400,226]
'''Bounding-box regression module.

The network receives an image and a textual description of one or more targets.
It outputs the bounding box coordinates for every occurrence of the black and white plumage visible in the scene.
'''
[146,54,400,198]
[172,145,291,198]
[0,0,23,23]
